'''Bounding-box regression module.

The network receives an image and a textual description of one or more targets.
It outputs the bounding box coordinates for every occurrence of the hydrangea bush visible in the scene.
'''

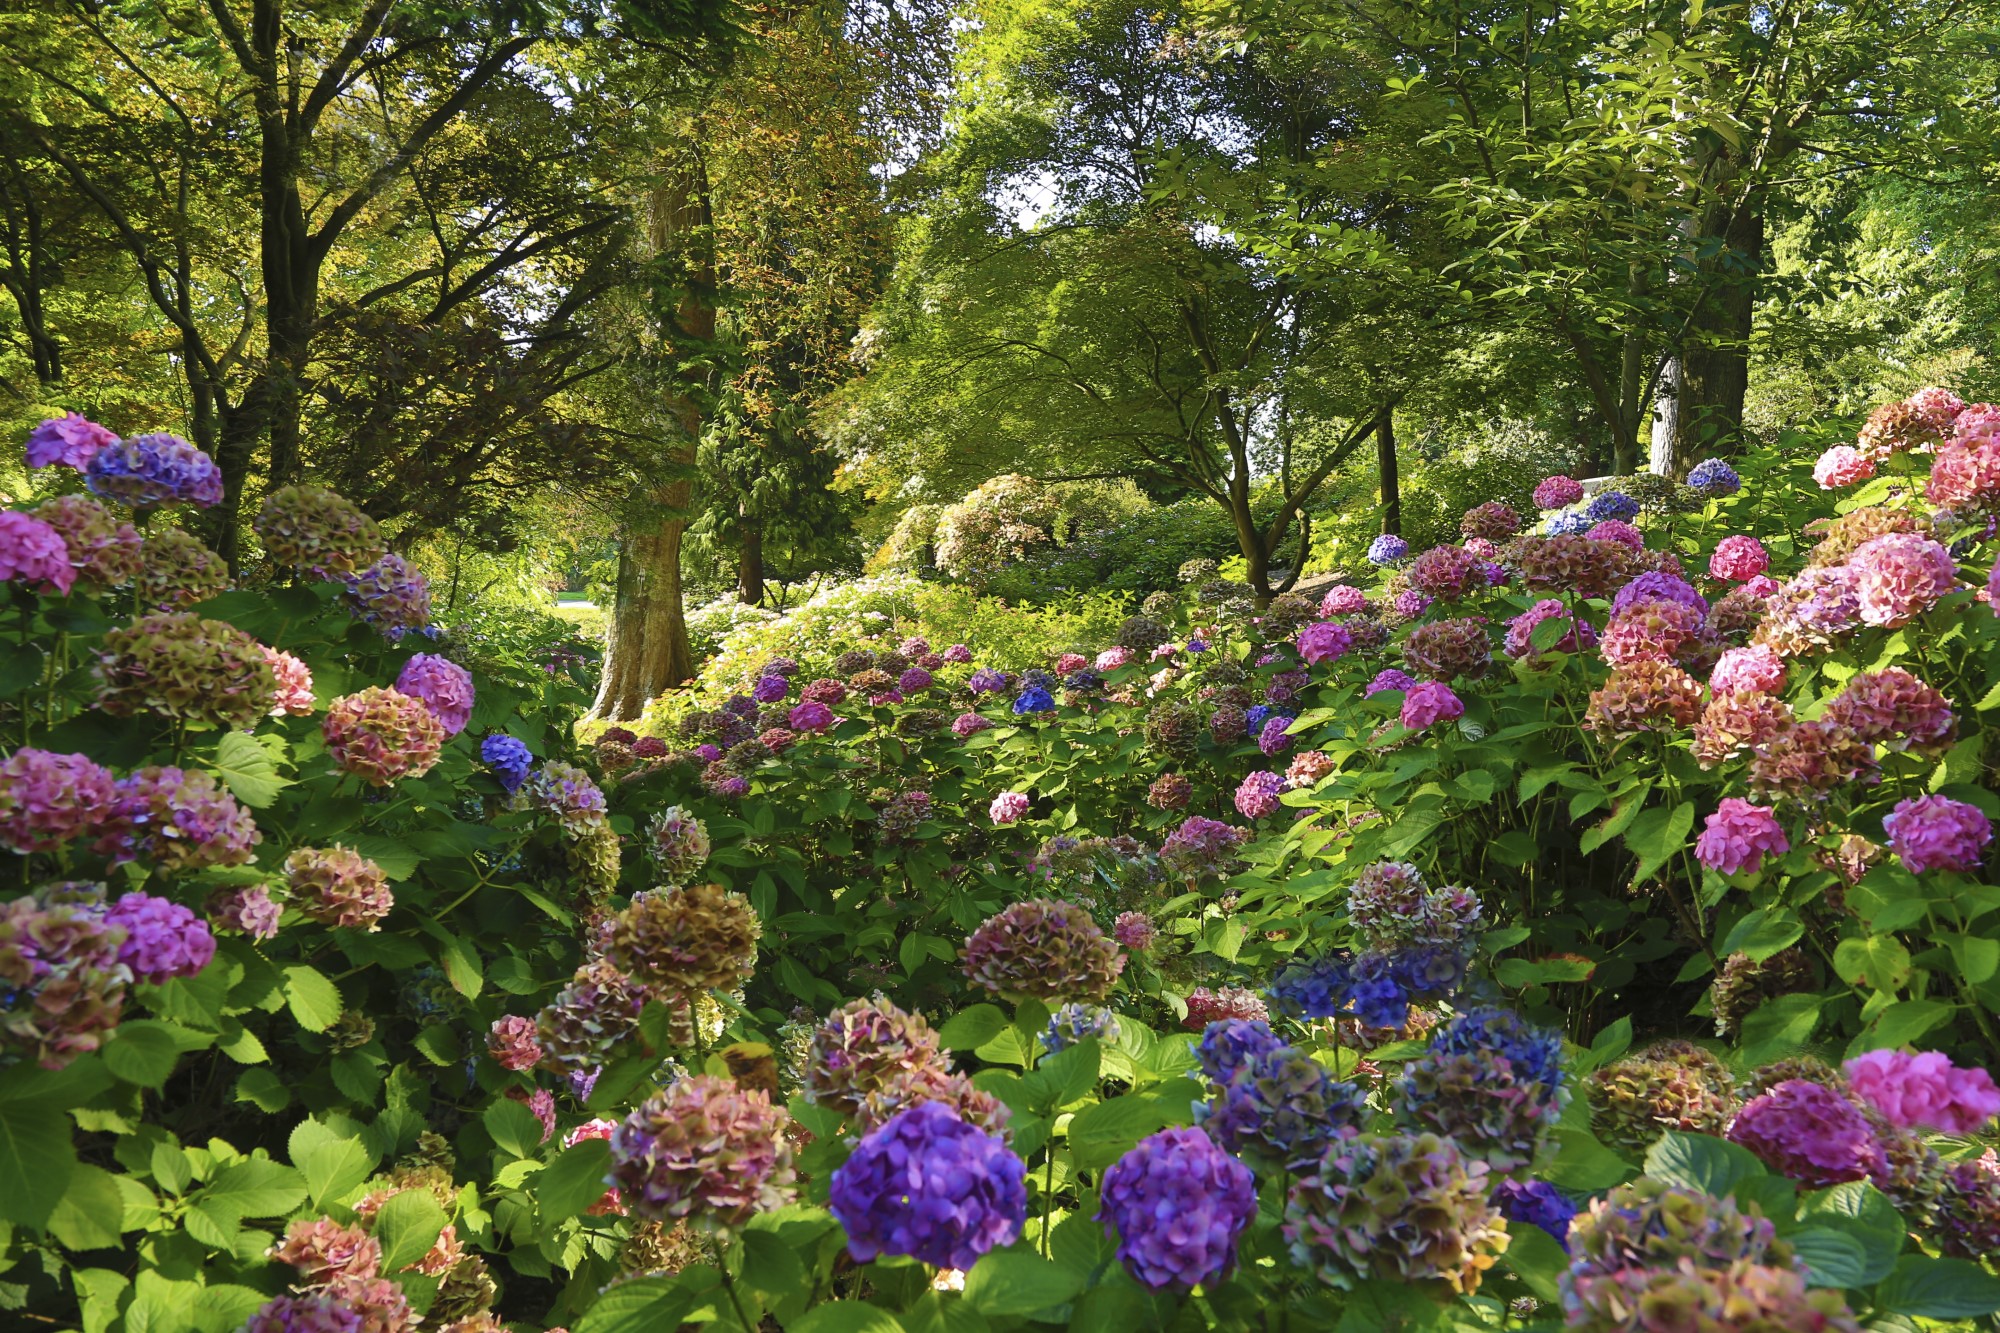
[8,397,2000,1331]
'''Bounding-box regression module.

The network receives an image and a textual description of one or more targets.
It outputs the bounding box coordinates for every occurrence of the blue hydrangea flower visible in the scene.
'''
[1685,459,1741,497]
[1269,953,1357,1021]
[1428,1006,1565,1093]
[1045,1003,1120,1052]
[1585,490,1640,523]
[1186,637,1209,653]
[481,733,534,793]
[85,433,224,508]
[1197,1018,1288,1084]
[1011,685,1056,715]
[1367,534,1410,565]
[1244,704,1273,735]
[828,1101,1026,1270]
[1545,511,1593,535]
[1492,1179,1576,1248]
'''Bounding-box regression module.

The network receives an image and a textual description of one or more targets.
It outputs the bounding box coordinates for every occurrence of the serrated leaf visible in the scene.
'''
[302,1139,376,1209]
[374,1188,446,1273]
[48,1164,126,1250]
[282,966,343,1032]
[573,1276,700,1333]
[208,730,290,808]
[1740,992,1820,1064]
[200,1157,307,1221]
[484,1099,544,1158]
[940,1004,1009,1051]
[103,1022,184,1087]
[536,1138,613,1223]
[1644,1131,1765,1197]
[0,1097,77,1227]
[236,1069,290,1113]
[964,1244,1088,1316]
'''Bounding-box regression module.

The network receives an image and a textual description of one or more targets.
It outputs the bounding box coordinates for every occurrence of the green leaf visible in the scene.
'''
[1798,1181,1903,1284]
[1739,993,1820,1065]
[1950,933,2000,985]
[1786,1227,1869,1287]
[484,1098,544,1158]
[1832,936,1913,992]
[151,1141,193,1195]
[302,1138,377,1209]
[1067,1094,1175,1170]
[348,834,421,881]
[1719,908,1804,962]
[1583,1016,1633,1070]
[200,1158,307,1220]
[282,965,343,1032]
[973,1026,1034,1068]
[102,1021,184,1088]
[208,730,291,808]
[1496,955,1595,988]
[939,1004,1009,1052]
[1502,1223,1567,1303]
[48,1164,126,1250]
[1644,1131,1766,1197]
[787,1302,902,1333]
[373,1188,447,1273]
[0,1096,77,1227]
[1874,1254,2000,1319]
[964,1245,1089,1317]
[574,1276,699,1333]
[536,1138,614,1223]
[188,1285,270,1333]
[1545,1127,1631,1190]
[236,1069,290,1113]
[1855,999,1950,1054]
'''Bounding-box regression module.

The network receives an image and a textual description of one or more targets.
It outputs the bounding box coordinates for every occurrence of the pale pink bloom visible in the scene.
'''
[989,791,1030,825]
[1814,446,1875,489]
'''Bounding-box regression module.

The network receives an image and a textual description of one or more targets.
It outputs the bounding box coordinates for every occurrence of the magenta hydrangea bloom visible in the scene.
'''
[1095,645,1133,670]
[899,666,933,693]
[1851,533,1958,626]
[1098,1127,1257,1291]
[989,791,1030,825]
[1587,519,1644,552]
[1390,589,1433,621]
[1814,445,1875,488]
[1846,1049,2000,1134]
[829,1101,1026,1270]
[1114,911,1157,951]
[789,699,835,733]
[1503,600,1593,660]
[205,885,281,940]
[1533,475,1585,510]
[26,413,118,470]
[1695,799,1788,876]
[1298,620,1353,666]
[106,766,260,870]
[85,433,224,508]
[1320,585,1368,616]
[1234,770,1285,820]
[942,643,973,664]
[1728,1079,1882,1187]
[1159,816,1250,881]
[104,891,216,984]
[1400,681,1463,731]
[1884,795,1992,874]
[1709,535,1770,582]
[0,749,116,853]
[0,511,77,596]
[391,653,474,736]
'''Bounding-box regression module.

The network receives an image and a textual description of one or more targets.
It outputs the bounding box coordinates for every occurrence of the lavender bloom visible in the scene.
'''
[1098,1128,1258,1290]
[85,433,224,508]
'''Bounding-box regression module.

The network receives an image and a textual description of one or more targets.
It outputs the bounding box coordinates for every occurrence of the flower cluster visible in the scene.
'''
[286,846,395,930]
[609,1076,796,1230]
[1284,1132,1508,1293]
[85,433,223,508]
[95,613,277,729]
[392,654,475,736]
[961,899,1123,1002]
[1099,1128,1258,1290]
[323,687,446,786]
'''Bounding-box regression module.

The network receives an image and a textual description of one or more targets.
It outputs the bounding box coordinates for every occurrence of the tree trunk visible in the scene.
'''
[589,154,710,719]
[590,485,695,719]
[737,512,765,606]
[1650,359,1680,475]
[1671,202,1763,475]
[1376,404,1400,536]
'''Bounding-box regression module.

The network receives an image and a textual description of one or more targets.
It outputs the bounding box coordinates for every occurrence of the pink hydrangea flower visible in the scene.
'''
[1399,681,1463,731]
[1533,475,1585,509]
[0,748,116,853]
[392,653,475,736]
[264,647,316,716]
[1113,911,1157,951]
[1234,771,1285,820]
[1907,386,1966,433]
[1927,436,2000,510]
[0,511,76,596]
[1845,1049,2000,1134]
[1694,799,1788,875]
[1741,574,1782,599]
[1955,403,2000,438]
[1708,646,1785,697]
[989,791,1030,825]
[789,700,835,733]
[1587,520,1644,552]
[488,1015,543,1071]
[205,885,281,940]
[1814,446,1875,489]
[1095,646,1133,670]
[104,891,217,984]
[1319,585,1368,616]
[1298,620,1353,666]
[1055,653,1089,676]
[1709,535,1769,582]
[1851,533,1958,627]
[1390,589,1432,621]
[1883,795,1992,874]
[26,413,118,470]
[942,644,973,664]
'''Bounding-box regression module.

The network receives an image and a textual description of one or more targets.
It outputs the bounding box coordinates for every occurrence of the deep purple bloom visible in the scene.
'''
[828,1101,1026,1270]
[1197,1019,1287,1084]
[968,667,1007,694]
[1366,668,1416,697]
[1492,1180,1576,1248]
[752,675,788,704]
[1587,490,1639,523]
[1686,459,1742,497]
[1098,1128,1258,1290]
[103,891,216,984]
[789,700,835,733]
[1728,1079,1882,1187]
[1612,572,1708,618]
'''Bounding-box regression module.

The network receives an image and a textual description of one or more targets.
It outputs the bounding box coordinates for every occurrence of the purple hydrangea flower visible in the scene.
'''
[343,554,431,640]
[1366,668,1416,697]
[898,667,933,693]
[1612,571,1708,618]
[480,734,533,792]
[828,1101,1026,1270]
[1235,770,1285,820]
[1197,1018,1287,1083]
[103,891,216,984]
[1687,459,1741,497]
[1587,490,1640,523]
[1727,1079,1882,1187]
[789,700,835,733]
[1098,1128,1258,1290]
[1197,1045,1370,1171]
[968,667,1007,694]
[752,675,789,704]
[1884,795,1992,874]
[85,433,223,508]
[1257,714,1295,757]
[27,413,117,471]
[1492,1179,1576,1248]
